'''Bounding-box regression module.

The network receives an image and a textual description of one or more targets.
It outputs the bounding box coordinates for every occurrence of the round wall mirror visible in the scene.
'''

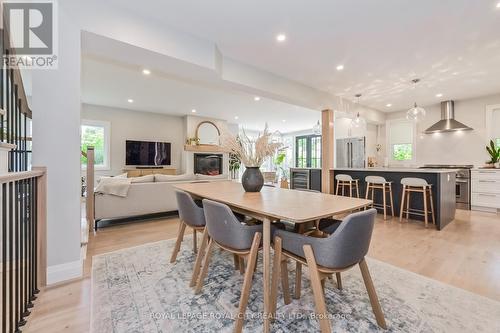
[196,121,220,145]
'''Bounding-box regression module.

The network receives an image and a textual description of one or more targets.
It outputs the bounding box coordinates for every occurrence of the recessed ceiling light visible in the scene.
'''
[254,96,261,101]
[191,109,197,113]
[142,69,151,75]
[496,2,500,8]
[282,119,286,123]
[336,65,344,71]
[436,93,443,98]
[276,34,286,42]
[452,72,459,76]
[127,99,134,103]
[386,103,392,107]
[234,116,239,120]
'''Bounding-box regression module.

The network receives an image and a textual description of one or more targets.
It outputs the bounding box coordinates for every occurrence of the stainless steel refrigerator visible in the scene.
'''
[336,137,366,168]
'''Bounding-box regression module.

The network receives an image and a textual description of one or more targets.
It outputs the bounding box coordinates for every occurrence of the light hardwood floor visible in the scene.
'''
[24,210,500,332]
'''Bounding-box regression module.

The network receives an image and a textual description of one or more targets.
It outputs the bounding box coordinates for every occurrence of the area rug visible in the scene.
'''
[91,238,500,333]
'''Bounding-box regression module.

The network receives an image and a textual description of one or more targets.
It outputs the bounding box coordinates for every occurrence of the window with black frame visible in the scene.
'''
[295,135,322,168]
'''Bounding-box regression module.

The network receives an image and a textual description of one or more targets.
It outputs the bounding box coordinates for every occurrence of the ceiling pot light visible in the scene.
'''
[276,34,286,42]
[336,65,344,71]
[386,103,392,107]
[312,120,321,135]
[191,109,197,113]
[497,2,500,8]
[234,116,239,120]
[436,93,443,98]
[254,96,261,101]
[127,99,134,103]
[406,79,426,122]
[142,69,151,75]
[282,119,286,123]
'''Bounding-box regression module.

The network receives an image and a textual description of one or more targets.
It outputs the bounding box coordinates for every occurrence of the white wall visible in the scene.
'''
[81,104,185,178]
[31,5,82,282]
[385,93,500,167]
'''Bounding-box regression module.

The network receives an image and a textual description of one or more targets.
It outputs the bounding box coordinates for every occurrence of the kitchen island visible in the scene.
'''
[330,168,457,230]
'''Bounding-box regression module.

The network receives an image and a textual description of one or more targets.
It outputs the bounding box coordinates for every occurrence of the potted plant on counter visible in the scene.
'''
[221,125,282,192]
[485,139,500,168]
[229,153,241,179]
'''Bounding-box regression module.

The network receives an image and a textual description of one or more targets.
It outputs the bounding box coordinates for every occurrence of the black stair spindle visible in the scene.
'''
[14,180,20,333]
[22,180,30,318]
[2,183,7,333]
[18,179,26,328]
[9,182,14,332]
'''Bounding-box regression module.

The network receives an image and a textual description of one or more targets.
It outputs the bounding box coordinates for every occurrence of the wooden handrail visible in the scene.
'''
[32,166,47,287]
[0,169,44,183]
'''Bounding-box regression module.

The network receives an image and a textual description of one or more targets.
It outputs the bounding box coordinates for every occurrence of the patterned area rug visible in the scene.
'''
[91,238,500,332]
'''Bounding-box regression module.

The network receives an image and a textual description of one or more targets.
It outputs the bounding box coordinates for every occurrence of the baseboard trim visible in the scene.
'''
[47,259,83,285]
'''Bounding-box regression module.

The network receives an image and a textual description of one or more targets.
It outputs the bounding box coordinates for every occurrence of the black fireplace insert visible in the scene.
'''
[194,154,223,175]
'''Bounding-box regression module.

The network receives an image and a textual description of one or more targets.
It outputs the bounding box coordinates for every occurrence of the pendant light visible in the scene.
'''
[406,79,426,122]
[350,94,366,129]
[312,120,321,135]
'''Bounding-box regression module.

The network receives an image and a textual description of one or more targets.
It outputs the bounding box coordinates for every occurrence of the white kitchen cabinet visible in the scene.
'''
[471,170,500,212]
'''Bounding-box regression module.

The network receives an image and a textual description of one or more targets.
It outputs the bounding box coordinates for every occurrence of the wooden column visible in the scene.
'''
[86,147,95,229]
[321,109,334,194]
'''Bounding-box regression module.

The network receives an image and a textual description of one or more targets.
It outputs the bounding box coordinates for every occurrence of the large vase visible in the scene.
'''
[241,167,264,192]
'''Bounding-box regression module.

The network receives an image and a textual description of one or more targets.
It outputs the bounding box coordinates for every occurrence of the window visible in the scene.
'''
[496,138,500,148]
[295,135,321,168]
[81,120,110,170]
[387,119,416,164]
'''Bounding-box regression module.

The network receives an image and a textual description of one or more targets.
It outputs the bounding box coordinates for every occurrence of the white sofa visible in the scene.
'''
[94,174,229,226]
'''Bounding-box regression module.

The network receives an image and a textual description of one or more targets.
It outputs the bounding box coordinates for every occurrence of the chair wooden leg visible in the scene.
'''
[335,272,342,290]
[190,227,209,287]
[303,245,331,333]
[280,259,291,305]
[239,257,245,274]
[194,239,215,294]
[389,184,395,217]
[234,233,261,333]
[356,180,360,198]
[359,258,387,329]
[406,191,411,220]
[193,230,198,253]
[294,262,302,299]
[233,254,240,271]
[399,185,406,222]
[349,182,353,198]
[335,181,339,195]
[170,221,187,263]
[271,236,282,317]
[382,185,387,220]
[429,188,435,225]
[365,183,370,199]
[423,186,428,228]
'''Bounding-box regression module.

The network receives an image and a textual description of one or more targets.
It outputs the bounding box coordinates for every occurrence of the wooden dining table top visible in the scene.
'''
[174,181,372,223]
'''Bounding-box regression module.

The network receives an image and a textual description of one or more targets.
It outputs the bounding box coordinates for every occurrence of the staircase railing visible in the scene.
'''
[0,167,46,333]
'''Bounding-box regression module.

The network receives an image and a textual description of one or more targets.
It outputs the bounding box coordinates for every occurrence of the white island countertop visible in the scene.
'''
[331,167,458,174]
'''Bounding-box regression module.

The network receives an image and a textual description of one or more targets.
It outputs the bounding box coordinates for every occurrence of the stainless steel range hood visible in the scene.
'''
[424,100,473,134]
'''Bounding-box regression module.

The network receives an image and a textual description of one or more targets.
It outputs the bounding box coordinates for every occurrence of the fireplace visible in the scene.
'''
[194,154,223,175]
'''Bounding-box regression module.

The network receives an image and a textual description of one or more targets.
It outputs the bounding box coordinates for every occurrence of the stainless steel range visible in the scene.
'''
[419,164,473,210]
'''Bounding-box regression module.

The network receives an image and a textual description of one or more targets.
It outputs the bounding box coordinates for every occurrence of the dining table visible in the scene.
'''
[174,180,372,332]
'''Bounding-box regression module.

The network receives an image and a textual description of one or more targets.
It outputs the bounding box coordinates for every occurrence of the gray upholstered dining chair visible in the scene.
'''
[170,191,206,263]
[194,199,263,333]
[271,208,386,333]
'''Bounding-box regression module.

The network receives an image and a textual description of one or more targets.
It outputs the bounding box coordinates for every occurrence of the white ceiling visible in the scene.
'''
[105,0,500,111]
[82,56,320,133]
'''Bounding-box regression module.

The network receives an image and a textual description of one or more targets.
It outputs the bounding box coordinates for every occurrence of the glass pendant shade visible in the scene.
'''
[350,112,366,129]
[406,102,426,121]
[312,120,321,135]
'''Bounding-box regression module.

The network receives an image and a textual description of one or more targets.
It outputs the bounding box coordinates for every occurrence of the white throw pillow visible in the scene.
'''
[195,173,229,180]
[129,174,155,183]
[97,173,128,183]
[155,173,195,182]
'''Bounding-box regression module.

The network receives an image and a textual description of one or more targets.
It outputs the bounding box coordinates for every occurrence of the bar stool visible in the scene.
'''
[335,174,360,198]
[365,176,394,220]
[400,178,435,227]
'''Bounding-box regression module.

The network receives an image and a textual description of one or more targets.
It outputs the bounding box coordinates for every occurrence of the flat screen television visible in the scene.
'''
[126,140,171,166]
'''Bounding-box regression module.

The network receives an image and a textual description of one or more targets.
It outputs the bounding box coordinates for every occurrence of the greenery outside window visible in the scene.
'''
[496,138,500,148]
[81,120,110,170]
[392,143,412,161]
[295,135,321,168]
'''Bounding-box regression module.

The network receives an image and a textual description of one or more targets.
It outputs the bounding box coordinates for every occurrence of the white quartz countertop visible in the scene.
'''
[331,167,458,174]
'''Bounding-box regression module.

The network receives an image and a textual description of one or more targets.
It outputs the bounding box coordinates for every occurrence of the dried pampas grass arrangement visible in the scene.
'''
[220,125,282,167]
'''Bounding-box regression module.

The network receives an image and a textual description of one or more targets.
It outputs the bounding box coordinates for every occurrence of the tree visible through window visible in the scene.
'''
[296,135,322,168]
[81,121,109,169]
[496,138,500,148]
[392,143,412,161]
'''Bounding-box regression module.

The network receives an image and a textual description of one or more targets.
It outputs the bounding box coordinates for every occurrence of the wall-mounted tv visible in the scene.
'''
[126,140,171,166]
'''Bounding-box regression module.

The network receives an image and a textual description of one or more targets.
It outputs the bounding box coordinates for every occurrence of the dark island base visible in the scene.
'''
[330,170,456,230]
